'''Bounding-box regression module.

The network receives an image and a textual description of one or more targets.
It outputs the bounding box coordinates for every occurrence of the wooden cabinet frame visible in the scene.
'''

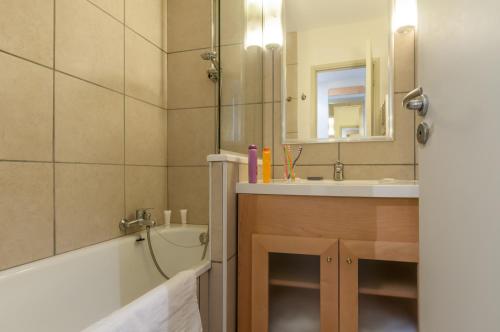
[252,234,339,332]
[339,240,419,332]
[238,194,419,332]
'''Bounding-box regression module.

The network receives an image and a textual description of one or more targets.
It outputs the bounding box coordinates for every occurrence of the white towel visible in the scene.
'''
[83,270,202,332]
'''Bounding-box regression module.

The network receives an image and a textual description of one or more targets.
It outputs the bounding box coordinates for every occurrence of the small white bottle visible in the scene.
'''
[180,209,188,226]
[163,210,171,227]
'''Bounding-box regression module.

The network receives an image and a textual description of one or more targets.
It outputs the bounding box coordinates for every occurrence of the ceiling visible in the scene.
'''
[285,0,390,32]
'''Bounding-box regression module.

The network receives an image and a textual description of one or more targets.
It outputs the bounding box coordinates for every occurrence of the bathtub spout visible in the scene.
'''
[119,208,156,232]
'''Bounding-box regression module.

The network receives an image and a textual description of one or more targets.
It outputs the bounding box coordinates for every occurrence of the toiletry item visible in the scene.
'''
[248,144,258,183]
[163,210,171,227]
[262,147,271,183]
[307,176,323,181]
[180,209,188,225]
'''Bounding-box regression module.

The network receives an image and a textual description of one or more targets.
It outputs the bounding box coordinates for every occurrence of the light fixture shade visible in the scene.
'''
[393,0,417,33]
[244,0,263,49]
[263,0,283,49]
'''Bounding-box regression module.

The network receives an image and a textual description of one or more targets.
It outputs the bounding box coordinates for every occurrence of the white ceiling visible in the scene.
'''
[285,0,390,32]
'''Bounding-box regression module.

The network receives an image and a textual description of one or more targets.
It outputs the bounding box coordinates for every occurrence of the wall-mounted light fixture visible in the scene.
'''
[244,0,263,49]
[263,0,283,49]
[393,0,417,33]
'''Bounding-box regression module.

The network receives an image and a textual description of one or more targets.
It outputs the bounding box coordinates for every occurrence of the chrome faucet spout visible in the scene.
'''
[119,208,156,232]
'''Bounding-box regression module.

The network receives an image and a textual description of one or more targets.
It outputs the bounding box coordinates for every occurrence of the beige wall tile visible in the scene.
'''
[238,163,248,182]
[294,165,335,180]
[125,97,167,166]
[125,0,163,47]
[167,49,215,109]
[286,64,298,100]
[264,47,282,103]
[0,162,53,271]
[89,0,124,22]
[125,166,167,224]
[167,166,209,224]
[56,0,124,92]
[0,0,53,66]
[167,108,216,166]
[221,104,263,155]
[286,32,297,65]
[394,30,415,93]
[198,271,210,332]
[227,256,237,332]
[209,262,223,332]
[0,53,53,161]
[55,73,124,164]
[167,0,211,52]
[226,163,238,259]
[125,29,163,106]
[210,163,223,262]
[220,44,262,106]
[263,103,274,150]
[340,93,415,164]
[220,0,244,46]
[343,164,415,180]
[55,163,124,253]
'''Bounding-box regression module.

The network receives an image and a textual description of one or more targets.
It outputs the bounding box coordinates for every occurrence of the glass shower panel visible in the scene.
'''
[218,0,264,154]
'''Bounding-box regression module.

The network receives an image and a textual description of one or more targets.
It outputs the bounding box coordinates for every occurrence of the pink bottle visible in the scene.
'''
[248,145,258,183]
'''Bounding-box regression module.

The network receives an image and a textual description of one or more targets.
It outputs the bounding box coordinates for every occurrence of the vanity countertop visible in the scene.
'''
[236,179,419,198]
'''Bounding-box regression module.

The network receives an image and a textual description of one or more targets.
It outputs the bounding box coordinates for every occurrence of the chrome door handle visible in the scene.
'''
[403,87,429,116]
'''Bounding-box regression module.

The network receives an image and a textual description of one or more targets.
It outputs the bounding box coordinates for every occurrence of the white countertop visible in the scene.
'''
[236,179,419,198]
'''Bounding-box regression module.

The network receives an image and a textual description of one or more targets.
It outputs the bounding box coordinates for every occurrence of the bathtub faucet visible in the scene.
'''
[119,208,156,232]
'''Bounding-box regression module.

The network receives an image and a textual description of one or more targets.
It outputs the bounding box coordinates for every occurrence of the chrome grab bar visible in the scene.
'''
[402,86,429,116]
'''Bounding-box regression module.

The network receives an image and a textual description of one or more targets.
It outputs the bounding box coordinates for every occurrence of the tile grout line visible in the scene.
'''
[86,0,166,54]
[0,49,169,111]
[52,0,57,256]
[123,1,127,219]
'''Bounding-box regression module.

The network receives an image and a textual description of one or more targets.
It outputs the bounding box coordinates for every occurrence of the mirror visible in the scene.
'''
[282,0,393,143]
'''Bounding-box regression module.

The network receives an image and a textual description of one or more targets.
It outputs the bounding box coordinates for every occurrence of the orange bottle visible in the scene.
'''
[262,147,271,183]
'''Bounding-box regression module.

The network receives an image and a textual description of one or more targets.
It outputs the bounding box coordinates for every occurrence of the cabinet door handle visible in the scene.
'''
[327,256,333,263]
[346,257,353,265]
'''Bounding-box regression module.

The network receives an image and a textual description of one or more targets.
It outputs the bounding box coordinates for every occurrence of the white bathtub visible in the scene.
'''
[0,224,210,332]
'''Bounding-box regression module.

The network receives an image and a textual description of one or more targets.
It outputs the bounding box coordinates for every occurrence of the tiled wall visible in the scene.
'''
[265,30,418,180]
[166,0,216,225]
[0,0,167,271]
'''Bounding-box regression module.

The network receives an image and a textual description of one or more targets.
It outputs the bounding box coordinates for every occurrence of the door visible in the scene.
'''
[252,234,338,332]
[339,240,419,332]
[417,0,500,330]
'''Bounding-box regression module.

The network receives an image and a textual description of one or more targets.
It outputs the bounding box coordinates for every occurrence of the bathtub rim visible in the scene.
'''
[0,224,211,282]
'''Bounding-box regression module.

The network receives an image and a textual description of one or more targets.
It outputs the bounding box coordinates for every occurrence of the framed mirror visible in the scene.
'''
[282,0,393,143]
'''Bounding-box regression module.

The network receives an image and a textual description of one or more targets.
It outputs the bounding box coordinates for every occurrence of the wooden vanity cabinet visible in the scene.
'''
[238,194,419,332]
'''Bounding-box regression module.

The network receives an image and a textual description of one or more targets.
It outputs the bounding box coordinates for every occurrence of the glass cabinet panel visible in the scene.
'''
[358,260,418,332]
[269,253,321,332]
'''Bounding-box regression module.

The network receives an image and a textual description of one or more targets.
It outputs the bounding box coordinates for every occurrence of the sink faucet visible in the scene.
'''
[119,208,156,232]
[334,161,344,181]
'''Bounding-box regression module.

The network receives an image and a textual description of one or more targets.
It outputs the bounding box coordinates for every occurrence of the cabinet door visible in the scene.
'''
[252,234,338,332]
[339,240,419,332]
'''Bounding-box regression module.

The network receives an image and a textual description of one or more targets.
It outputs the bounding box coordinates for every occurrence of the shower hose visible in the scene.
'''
[146,226,171,280]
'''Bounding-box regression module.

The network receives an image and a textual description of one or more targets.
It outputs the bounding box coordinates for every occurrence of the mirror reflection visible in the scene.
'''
[283,0,393,143]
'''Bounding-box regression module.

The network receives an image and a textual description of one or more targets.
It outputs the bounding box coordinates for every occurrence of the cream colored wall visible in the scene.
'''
[294,17,389,139]
[0,0,167,271]
[265,29,417,180]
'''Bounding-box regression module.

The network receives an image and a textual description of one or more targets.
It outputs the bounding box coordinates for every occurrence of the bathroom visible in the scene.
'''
[0,0,499,331]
